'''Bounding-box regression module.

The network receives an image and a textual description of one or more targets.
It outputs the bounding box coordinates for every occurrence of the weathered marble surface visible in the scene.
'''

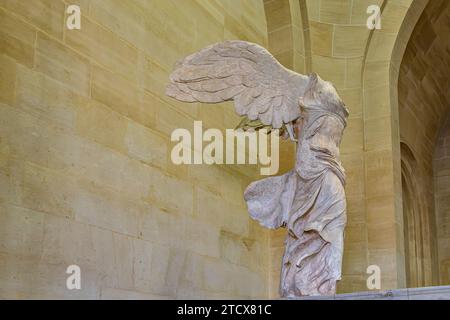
[167,40,349,297]
[289,285,450,300]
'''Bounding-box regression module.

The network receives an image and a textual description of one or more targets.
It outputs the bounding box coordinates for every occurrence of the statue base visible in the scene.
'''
[285,285,450,300]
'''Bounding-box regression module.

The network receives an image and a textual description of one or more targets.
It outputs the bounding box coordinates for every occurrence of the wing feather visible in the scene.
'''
[166,40,309,129]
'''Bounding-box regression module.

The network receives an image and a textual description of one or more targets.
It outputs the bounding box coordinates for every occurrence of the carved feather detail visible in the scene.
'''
[166,40,309,129]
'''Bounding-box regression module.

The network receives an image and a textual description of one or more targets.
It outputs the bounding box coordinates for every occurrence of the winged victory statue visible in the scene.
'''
[166,41,349,297]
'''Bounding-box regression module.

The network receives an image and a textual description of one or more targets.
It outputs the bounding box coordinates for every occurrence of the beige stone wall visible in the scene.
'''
[363,0,418,292]
[0,0,270,299]
[435,115,450,285]
[1,0,447,300]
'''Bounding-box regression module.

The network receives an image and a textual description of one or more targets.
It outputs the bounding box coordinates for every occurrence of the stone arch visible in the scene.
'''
[362,0,450,288]
[397,0,450,286]
[361,0,431,289]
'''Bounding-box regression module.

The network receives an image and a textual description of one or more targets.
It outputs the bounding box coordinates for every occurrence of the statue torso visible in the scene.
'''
[294,112,346,186]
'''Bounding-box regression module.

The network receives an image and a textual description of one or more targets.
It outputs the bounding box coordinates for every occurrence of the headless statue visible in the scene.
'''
[166,41,349,297]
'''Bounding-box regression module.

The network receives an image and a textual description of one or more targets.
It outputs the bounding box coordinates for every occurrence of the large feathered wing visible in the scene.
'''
[166,40,309,129]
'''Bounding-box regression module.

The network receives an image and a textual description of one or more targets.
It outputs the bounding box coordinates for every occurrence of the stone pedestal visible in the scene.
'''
[288,285,450,300]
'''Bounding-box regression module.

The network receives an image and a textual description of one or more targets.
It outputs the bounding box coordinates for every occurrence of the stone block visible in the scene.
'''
[41,214,96,267]
[341,117,364,154]
[196,187,249,236]
[132,238,153,293]
[0,253,101,299]
[138,205,185,248]
[147,166,193,215]
[363,61,390,89]
[366,33,398,62]
[148,244,186,297]
[333,25,369,58]
[268,27,293,56]
[311,55,346,89]
[36,32,90,96]
[91,66,153,128]
[65,15,138,82]
[72,182,142,237]
[345,57,363,89]
[19,162,77,219]
[0,8,35,68]
[310,21,333,57]
[202,257,235,294]
[346,195,365,224]
[1,0,64,39]
[378,2,409,34]
[232,265,266,297]
[320,0,351,24]
[364,85,390,120]
[341,153,365,196]
[339,88,362,119]
[344,222,367,250]
[76,100,127,153]
[185,216,220,258]
[0,204,44,257]
[264,0,291,31]
[112,233,134,290]
[0,54,16,105]
[16,65,88,129]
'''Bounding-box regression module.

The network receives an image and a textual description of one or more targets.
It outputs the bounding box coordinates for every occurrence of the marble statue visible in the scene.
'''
[166,40,349,297]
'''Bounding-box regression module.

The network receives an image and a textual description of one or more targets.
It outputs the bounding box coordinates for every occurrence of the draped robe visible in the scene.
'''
[244,107,347,297]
